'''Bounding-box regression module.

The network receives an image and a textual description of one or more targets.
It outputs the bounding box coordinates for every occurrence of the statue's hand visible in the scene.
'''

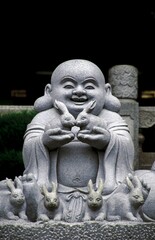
[77,126,110,150]
[42,128,75,150]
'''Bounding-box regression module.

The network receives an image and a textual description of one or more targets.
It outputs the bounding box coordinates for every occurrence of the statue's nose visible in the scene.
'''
[73,87,86,96]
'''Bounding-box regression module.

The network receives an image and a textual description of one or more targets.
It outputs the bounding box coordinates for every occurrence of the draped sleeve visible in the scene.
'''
[22,109,58,186]
[97,110,135,195]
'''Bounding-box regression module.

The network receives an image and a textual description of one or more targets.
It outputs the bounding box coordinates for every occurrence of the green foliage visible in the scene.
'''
[0,110,36,151]
[0,150,24,180]
[0,110,36,180]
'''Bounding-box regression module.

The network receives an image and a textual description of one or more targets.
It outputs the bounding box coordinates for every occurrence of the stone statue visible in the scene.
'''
[0,177,27,220]
[22,59,135,222]
[0,59,154,225]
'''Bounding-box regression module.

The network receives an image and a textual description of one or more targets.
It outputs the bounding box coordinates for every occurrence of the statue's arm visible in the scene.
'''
[77,111,133,151]
[42,128,74,150]
[23,111,75,151]
[77,126,111,150]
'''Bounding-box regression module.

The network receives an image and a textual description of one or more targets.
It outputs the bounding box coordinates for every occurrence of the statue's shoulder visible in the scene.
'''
[99,109,123,123]
[31,108,57,124]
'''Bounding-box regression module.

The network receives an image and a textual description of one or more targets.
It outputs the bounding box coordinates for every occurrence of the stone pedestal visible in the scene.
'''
[0,221,155,240]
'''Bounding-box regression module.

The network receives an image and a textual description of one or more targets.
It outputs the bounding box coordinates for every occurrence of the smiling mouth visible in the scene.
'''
[71,96,88,105]
[74,102,86,105]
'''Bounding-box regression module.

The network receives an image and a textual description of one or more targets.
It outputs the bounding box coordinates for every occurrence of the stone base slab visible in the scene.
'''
[0,220,155,240]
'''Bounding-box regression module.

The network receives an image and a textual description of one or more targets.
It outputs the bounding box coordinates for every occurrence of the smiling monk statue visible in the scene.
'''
[22,59,135,222]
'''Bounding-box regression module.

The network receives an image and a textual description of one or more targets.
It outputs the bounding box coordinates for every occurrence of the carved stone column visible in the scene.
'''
[139,107,155,169]
[108,65,138,99]
[108,65,139,169]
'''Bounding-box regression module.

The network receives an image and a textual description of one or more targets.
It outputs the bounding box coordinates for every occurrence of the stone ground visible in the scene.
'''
[0,220,155,240]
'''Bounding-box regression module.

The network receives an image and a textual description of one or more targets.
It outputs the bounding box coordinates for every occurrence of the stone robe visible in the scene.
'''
[22,108,134,196]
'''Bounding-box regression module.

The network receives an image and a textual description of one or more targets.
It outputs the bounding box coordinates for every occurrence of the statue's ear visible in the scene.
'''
[44,83,52,95]
[34,83,53,112]
[104,83,121,113]
[105,83,112,94]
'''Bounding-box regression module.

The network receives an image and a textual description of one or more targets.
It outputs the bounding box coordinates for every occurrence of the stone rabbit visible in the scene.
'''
[45,100,76,131]
[106,174,145,221]
[37,182,64,221]
[82,179,106,221]
[19,173,42,222]
[0,177,27,220]
[76,100,107,132]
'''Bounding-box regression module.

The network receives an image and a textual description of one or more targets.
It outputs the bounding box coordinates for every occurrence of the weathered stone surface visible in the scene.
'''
[139,107,155,128]
[108,64,138,99]
[0,221,155,240]
[0,60,155,240]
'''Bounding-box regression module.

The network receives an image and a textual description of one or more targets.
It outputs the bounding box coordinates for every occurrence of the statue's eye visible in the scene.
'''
[134,195,139,199]
[13,194,18,198]
[64,85,74,89]
[96,198,101,201]
[89,197,93,201]
[65,117,71,121]
[85,85,94,89]
[81,117,86,120]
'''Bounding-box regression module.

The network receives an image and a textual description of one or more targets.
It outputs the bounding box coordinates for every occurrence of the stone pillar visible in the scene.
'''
[108,65,139,169]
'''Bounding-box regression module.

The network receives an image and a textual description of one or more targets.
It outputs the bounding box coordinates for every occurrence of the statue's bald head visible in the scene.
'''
[34,59,121,114]
[51,59,105,85]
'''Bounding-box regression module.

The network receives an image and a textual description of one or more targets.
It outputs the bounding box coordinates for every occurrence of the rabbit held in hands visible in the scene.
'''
[83,179,106,221]
[37,182,64,221]
[45,100,76,131]
[76,100,107,132]
[106,174,145,221]
[0,177,27,220]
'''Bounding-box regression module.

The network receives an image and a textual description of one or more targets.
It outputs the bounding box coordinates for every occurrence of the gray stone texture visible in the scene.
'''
[0,61,155,239]
[108,64,139,169]
[108,64,138,99]
[0,221,155,240]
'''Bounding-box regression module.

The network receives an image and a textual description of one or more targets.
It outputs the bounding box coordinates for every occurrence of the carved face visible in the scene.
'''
[87,193,103,210]
[50,59,107,117]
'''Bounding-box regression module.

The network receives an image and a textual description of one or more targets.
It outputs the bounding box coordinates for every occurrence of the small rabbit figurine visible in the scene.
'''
[0,177,28,220]
[19,173,42,222]
[45,100,76,131]
[106,174,145,221]
[76,100,107,132]
[83,179,106,221]
[37,182,64,221]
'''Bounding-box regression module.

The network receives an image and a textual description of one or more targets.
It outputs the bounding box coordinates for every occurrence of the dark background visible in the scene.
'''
[0,2,155,106]
[0,2,155,180]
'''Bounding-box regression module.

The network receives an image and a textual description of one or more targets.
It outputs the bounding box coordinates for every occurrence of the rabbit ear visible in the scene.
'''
[40,184,49,196]
[132,175,142,189]
[140,179,151,192]
[97,178,104,194]
[6,178,15,192]
[85,100,96,113]
[51,182,57,192]
[88,179,94,193]
[54,100,68,114]
[126,176,134,191]
[14,176,23,190]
